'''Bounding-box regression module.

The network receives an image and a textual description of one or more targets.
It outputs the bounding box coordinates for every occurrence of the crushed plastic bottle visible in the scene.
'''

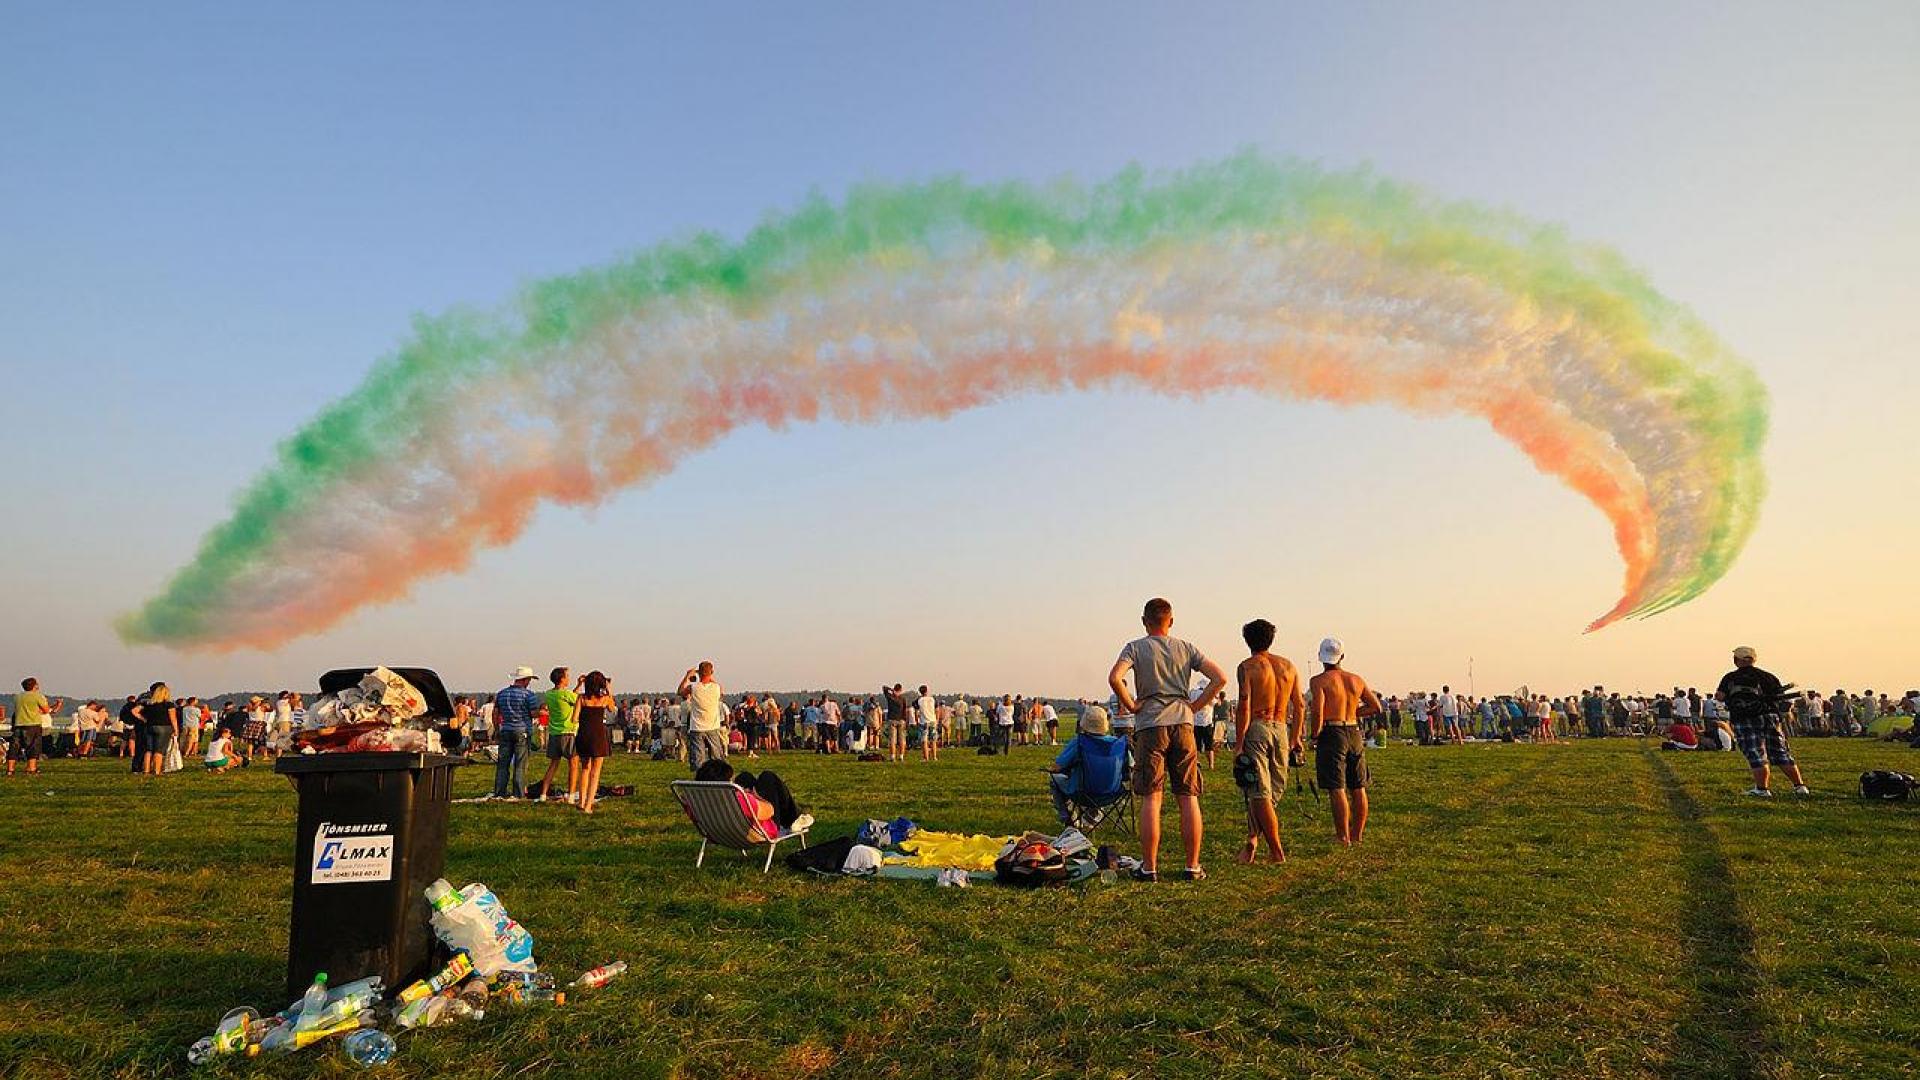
[570,962,627,990]
[456,977,489,1020]
[493,970,558,1004]
[341,1028,398,1068]
[394,991,449,1031]
[255,1011,363,1055]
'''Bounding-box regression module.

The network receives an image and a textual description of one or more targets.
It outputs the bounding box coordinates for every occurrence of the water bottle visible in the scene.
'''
[341,1029,398,1068]
[294,972,331,1031]
[570,961,627,990]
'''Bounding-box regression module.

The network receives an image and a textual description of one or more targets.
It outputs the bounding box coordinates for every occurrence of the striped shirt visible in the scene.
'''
[494,685,541,734]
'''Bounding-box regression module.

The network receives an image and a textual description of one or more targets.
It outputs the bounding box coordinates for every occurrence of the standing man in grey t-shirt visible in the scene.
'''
[1108,597,1227,882]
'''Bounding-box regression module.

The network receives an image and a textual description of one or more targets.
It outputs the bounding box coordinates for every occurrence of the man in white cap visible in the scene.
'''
[1308,637,1382,846]
[491,666,541,799]
[1108,597,1227,881]
[1716,646,1809,797]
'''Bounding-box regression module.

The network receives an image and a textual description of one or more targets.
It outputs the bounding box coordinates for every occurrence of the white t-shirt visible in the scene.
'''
[1189,692,1214,728]
[686,681,726,733]
[1042,703,1058,725]
[916,694,937,725]
[823,699,841,724]
[994,702,1014,727]
[1438,693,1458,719]
[204,735,232,764]
[1670,695,1693,719]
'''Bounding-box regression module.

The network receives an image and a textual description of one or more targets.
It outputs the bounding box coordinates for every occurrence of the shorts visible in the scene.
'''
[1732,718,1794,768]
[12,726,45,761]
[1132,724,1202,797]
[1235,719,1288,802]
[147,724,177,749]
[205,758,231,771]
[546,733,576,759]
[1193,724,1216,752]
[1315,725,1369,790]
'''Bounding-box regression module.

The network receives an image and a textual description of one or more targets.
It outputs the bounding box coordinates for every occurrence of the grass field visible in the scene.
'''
[1,736,1915,1079]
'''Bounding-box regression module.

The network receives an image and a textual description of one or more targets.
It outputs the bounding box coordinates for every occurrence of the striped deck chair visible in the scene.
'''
[670,780,811,872]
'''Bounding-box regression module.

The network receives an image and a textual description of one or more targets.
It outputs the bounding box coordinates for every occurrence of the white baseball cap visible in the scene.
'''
[1318,637,1345,665]
[1732,646,1757,661]
[510,665,538,681]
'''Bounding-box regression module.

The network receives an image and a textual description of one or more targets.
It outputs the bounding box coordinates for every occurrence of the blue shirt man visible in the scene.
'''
[492,667,541,797]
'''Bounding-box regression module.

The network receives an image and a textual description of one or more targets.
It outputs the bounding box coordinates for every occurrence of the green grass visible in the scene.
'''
[1,738,1914,1079]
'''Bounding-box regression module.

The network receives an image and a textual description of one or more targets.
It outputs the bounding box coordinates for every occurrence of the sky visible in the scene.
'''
[2,2,1916,700]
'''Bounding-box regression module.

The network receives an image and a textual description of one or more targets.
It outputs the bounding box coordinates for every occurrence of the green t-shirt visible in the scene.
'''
[15,690,51,727]
[544,688,580,736]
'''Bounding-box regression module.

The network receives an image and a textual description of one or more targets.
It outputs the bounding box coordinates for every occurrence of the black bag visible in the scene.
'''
[1859,770,1916,801]
[976,744,997,756]
[785,835,859,874]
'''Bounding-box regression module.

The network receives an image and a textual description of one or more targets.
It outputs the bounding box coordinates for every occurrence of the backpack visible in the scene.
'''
[785,835,859,874]
[1859,770,1916,801]
[994,838,1070,887]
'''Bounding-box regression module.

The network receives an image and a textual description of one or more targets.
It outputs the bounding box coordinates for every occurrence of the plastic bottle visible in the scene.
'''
[314,979,384,1028]
[493,970,558,1003]
[255,1011,362,1054]
[394,992,448,1031]
[294,972,331,1031]
[570,962,627,990]
[341,1029,398,1068]
[456,977,489,1020]
[399,952,473,1004]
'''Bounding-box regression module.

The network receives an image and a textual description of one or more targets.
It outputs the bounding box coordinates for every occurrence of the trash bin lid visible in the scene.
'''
[317,667,456,720]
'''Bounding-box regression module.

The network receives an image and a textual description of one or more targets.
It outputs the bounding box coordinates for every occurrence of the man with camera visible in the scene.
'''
[679,661,729,773]
[1716,645,1810,797]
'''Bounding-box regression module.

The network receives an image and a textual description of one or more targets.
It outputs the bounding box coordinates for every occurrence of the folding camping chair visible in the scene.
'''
[670,780,811,873]
[1055,743,1134,838]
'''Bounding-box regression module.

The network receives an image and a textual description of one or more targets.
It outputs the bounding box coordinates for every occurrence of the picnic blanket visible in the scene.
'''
[884,831,1011,871]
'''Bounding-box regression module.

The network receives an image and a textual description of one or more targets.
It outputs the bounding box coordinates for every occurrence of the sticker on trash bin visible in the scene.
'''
[311,822,395,884]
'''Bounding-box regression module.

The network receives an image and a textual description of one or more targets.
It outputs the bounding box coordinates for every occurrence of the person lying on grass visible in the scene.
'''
[694,759,806,832]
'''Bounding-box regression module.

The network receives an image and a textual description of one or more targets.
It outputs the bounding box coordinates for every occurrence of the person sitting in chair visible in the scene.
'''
[694,759,807,832]
[1043,705,1130,827]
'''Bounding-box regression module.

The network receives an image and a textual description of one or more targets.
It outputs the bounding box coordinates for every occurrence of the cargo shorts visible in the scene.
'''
[1132,723,1202,797]
[1234,719,1289,802]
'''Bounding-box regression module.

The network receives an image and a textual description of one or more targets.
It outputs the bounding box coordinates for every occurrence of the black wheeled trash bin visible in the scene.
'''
[275,666,464,1000]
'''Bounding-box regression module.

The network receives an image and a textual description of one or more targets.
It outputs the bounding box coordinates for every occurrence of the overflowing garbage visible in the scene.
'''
[293,666,444,755]
[186,878,626,1067]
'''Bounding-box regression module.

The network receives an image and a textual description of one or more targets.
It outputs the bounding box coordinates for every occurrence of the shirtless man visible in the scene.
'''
[1234,619,1304,864]
[1308,637,1382,847]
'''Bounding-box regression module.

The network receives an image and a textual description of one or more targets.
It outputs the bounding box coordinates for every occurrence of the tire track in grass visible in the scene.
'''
[1641,746,1779,1080]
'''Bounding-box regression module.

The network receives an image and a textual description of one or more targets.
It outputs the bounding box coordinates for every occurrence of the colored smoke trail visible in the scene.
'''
[118,155,1768,651]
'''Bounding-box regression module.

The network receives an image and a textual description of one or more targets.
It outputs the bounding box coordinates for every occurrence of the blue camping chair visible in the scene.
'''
[1051,735,1134,837]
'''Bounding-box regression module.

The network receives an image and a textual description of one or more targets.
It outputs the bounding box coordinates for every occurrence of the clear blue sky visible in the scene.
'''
[3,2,1915,699]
